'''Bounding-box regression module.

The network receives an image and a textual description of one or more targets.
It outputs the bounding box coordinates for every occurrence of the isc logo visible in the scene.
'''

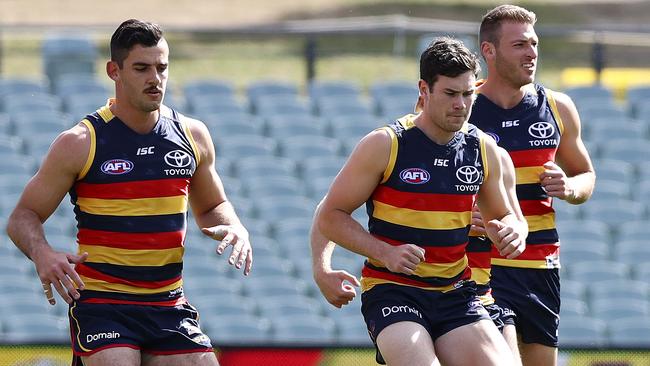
[101,159,134,175]
[399,168,430,184]
[433,158,449,167]
[502,120,519,128]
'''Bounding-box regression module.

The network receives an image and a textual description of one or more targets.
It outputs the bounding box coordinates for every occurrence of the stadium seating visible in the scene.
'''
[557,316,607,347]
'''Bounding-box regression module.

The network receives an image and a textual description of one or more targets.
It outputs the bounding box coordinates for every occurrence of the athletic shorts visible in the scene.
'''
[484,303,516,332]
[476,286,516,332]
[490,266,560,347]
[69,300,213,361]
[361,282,490,364]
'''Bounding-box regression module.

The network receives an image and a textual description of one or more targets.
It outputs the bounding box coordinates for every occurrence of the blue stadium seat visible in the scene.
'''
[375,94,416,119]
[0,153,36,175]
[278,136,341,159]
[327,114,379,140]
[191,294,256,317]
[301,155,346,181]
[258,295,323,319]
[618,220,650,242]
[272,217,312,242]
[608,318,650,347]
[568,260,630,282]
[189,95,247,116]
[2,313,68,343]
[316,98,373,119]
[560,240,609,264]
[42,34,97,91]
[564,85,614,103]
[244,176,308,199]
[0,135,24,155]
[305,176,334,201]
[4,93,62,117]
[243,275,306,297]
[54,74,110,97]
[557,315,607,347]
[12,112,70,139]
[255,96,311,116]
[264,115,327,139]
[183,79,235,100]
[217,135,277,158]
[591,298,649,321]
[615,240,650,264]
[556,219,611,244]
[589,179,631,203]
[559,298,589,318]
[370,80,417,101]
[561,279,587,302]
[0,77,48,99]
[204,314,272,344]
[308,80,361,101]
[592,158,635,184]
[247,80,298,100]
[64,92,110,121]
[235,156,297,180]
[552,199,581,221]
[588,119,647,143]
[600,138,650,164]
[182,277,244,299]
[581,200,645,228]
[589,279,650,303]
[271,314,336,344]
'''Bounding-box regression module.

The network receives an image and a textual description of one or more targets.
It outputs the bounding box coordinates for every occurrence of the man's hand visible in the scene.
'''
[470,204,487,236]
[202,225,253,276]
[314,269,361,308]
[485,220,525,259]
[33,248,88,305]
[539,161,575,201]
[379,243,425,275]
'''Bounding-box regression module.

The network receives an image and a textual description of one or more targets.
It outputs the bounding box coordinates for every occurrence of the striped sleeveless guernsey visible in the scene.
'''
[462,123,496,303]
[469,83,564,269]
[69,101,200,305]
[361,114,489,293]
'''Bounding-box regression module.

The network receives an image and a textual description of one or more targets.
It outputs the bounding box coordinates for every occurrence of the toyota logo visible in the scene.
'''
[164,150,192,168]
[528,122,555,139]
[456,166,481,184]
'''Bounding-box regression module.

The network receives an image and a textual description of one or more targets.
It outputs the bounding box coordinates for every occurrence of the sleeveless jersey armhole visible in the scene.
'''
[479,135,489,182]
[545,88,565,136]
[181,119,201,166]
[380,126,398,184]
[77,119,96,181]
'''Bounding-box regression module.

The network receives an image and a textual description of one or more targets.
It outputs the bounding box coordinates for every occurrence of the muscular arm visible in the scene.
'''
[477,139,526,258]
[311,200,360,308]
[187,119,252,275]
[6,123,90,304]
[542,91,595,204]
[316,129,425,275]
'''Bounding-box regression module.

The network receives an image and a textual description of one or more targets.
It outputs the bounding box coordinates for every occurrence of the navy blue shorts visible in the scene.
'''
[490,266,560,347]
[361,282,490,364]
[69,300,212,360]
[484,302,516,332]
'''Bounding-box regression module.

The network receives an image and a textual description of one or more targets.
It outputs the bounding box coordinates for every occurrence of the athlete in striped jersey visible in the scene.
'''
[316,37,526,366]
[7,20,251,366]
[469,5,595,366]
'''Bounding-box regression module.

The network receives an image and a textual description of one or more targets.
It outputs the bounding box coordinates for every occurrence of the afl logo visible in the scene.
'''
[101,159,134,175]
[400,168,430,184]
[528,122,555,139]
[164,150,192,168]
[456,166,481,184]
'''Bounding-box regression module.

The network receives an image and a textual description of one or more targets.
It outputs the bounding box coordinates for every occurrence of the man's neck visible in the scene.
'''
[478,78,532,110]
[413,113,455,145]
[110,100,159,135]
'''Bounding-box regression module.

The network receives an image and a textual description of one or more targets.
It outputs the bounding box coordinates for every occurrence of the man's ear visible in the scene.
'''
[481,41,495,60]
[106,60,119,82]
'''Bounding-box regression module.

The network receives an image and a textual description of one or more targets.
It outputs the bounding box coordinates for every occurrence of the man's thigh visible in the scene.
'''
[81,347,140,366]
[435,319,514,366]
[376,321,437,366]
[143,351,219,366]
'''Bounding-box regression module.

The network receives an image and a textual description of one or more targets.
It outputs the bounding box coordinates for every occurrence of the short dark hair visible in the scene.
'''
[479,4,537,47]
[110,19,164,68]
[419,37,480,89]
